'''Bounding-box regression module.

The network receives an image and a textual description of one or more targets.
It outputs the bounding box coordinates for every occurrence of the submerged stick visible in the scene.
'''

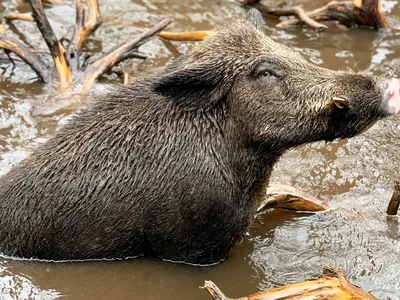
[387,182,400,215]
[204,267,377,299]
[258,184,329,213]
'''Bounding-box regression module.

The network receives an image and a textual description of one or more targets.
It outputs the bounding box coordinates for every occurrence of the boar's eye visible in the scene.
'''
[254,62,279,84]
[260,70,271,78]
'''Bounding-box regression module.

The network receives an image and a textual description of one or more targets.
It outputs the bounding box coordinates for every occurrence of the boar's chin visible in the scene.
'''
[327,119,379,142]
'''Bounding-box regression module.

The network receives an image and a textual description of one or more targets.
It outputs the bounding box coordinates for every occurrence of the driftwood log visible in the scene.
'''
[233,0,389,31]
[0,0,171,92]
[203,267,377,300]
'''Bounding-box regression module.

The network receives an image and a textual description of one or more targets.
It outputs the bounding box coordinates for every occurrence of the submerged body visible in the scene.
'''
[0,10,399,265]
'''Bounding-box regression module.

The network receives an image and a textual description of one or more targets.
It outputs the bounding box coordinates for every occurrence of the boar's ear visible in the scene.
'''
[245,8,264,31]
[152,67,231,110]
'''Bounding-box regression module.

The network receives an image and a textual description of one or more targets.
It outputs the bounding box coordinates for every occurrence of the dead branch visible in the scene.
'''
[387,182,400,215]
[204,266,377,299]
[233,0,389,30]
[274,7,328,30]
[68,0,102,61]
[29,0,72,88]
[278,0,389,29]
[248,4,328,30]
[1,0,168,92]
[276,1,340,28]
[67,0,85,72]
[258,184,329,213]
[0,35,51,82]
[80,18,172,93]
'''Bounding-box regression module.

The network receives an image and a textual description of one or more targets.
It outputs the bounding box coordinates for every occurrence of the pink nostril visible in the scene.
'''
[387,78,400,114]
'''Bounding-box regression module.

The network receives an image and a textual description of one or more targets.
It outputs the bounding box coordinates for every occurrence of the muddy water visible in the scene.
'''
[1,0,400,299]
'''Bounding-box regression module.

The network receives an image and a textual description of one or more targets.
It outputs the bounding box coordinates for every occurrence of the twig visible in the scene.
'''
[67,0,85,72]
[158,31,214,41]
[387,182,400,215]
[115,51,147,64]
[69,0,102,54]
[4,14,35,22]
[0,35,51,82]
[29,0,72,88]
[83,0,102,41]
[203,281,230,300]
[67,0,102,72]
[276,1,339,28]
[80,18,172,93]
[123,71,129,85]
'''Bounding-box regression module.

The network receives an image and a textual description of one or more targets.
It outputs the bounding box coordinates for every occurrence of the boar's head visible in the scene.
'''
[153,9,400,151]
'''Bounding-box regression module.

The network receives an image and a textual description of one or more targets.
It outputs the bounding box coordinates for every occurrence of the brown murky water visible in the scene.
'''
[1,0,400,299]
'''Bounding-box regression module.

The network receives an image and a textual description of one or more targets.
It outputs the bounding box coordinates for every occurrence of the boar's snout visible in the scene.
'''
[379,78,400,115]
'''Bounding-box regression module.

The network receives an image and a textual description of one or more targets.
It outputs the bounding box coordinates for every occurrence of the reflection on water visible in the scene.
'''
[1,0,400,299]
[0,264,60,299]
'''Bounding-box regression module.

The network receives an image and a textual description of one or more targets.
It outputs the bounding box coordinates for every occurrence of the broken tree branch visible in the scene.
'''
[29,0,72,88]
[0,35,51,82]
[276,1,340,28]
[67,0,85,72]
[274,7,328,30]
[204,267,378,299]
[387,182,400,215]
[1,0,171,92]
[80,18,172,93]
[68,0,102,58]
[248,4,328,31]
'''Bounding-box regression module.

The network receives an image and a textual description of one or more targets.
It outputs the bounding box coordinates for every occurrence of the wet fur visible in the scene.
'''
[0,10,390,265]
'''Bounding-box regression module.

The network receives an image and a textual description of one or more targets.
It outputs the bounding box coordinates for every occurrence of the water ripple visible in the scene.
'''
[249,212,400,299]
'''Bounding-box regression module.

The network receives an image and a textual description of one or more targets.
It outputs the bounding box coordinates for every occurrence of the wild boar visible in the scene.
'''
[0,9,398,265]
